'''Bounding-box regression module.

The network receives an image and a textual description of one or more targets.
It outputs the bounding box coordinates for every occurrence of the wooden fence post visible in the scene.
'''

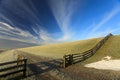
[17,55,24,66]
[71,54,73,64]
[91,49,94,55]
[68,55,70,65]
[17,55,27,78]
[63,55,66,68]
[82,54,85,61]
[23,59,27,77]
[70,54,73,64]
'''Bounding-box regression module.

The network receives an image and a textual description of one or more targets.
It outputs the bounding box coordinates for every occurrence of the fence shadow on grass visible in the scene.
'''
[27,59,63,78]
[5,75,25,80]
[13,50,63,79]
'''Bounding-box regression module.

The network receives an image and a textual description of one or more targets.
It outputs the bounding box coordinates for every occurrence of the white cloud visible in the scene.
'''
[0,22,39,44]
[0,0,50,44]
[0,0,82,45]
[0,0,63,45]
[86,5,120,38]
[87,27,120,38]
[48,0,79,41]
[38,30,56,44]
[92,6,120,32]
[0,13,16,26]
[0,22,14,30]
[32,25,61,44]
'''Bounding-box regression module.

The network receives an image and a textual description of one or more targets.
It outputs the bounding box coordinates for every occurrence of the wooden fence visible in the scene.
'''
[63,33,113,68]
[0,59,27,78]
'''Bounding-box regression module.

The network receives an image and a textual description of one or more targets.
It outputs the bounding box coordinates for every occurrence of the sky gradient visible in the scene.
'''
[0,0,120,48]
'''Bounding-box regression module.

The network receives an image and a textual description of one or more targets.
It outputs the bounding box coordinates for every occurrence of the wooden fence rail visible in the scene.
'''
[0,59,27,78]
[63,33,113,68]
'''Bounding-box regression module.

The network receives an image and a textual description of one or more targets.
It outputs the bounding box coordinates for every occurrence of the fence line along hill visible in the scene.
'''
[63,33,112,68]
[83,34,120,64]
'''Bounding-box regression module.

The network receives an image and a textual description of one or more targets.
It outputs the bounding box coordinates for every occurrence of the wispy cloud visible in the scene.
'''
[1,0,80,45]
[0,22,39,44]
[0,0,57,44]
[1,0,119,46]
[88,27,120,38]
[92,6,120,32]
[48,0,79,41]
[86,5,120,38]
[32,26,58,44]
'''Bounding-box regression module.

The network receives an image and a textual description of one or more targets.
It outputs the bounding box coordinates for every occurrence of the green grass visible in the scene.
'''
[82,35,120,64]
[19,38,102,59]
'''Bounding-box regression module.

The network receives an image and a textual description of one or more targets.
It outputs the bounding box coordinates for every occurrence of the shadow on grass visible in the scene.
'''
[1,74,26,80]
[1,59,61,80]
[27,59,63,77]
[26,59,63,80]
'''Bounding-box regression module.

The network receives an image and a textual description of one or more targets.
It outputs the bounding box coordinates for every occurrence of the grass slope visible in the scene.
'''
[0,50,15,63]
[19,38,102,59]
[83,35,120,64]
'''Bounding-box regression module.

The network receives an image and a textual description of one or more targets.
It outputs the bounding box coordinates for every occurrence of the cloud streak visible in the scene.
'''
[0,0,80,45]
[0,0,120,47]
[86,5,120,38]
[91,6,120,32]
[48,0,79,41]
[0,22,39,44]
[0,0,58,45]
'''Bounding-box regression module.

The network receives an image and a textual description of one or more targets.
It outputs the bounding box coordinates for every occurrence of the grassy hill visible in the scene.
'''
[2,35,120,62]
[83,35,120,64]
[1,35,120,80]
[63,35,120,80]
[19,37,102,59]
[1,34,120,63]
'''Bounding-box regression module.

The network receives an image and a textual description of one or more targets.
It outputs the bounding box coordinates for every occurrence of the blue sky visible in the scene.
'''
[0,0,120,46]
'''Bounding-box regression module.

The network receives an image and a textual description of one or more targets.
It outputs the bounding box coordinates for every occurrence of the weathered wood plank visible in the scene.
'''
[0,59,27,78]
[0,64,24,72]
[0,59,27,66]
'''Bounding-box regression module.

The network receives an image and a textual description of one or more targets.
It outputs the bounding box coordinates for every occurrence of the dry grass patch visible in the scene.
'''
[0,50,15,63]
[19,38,102,59]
